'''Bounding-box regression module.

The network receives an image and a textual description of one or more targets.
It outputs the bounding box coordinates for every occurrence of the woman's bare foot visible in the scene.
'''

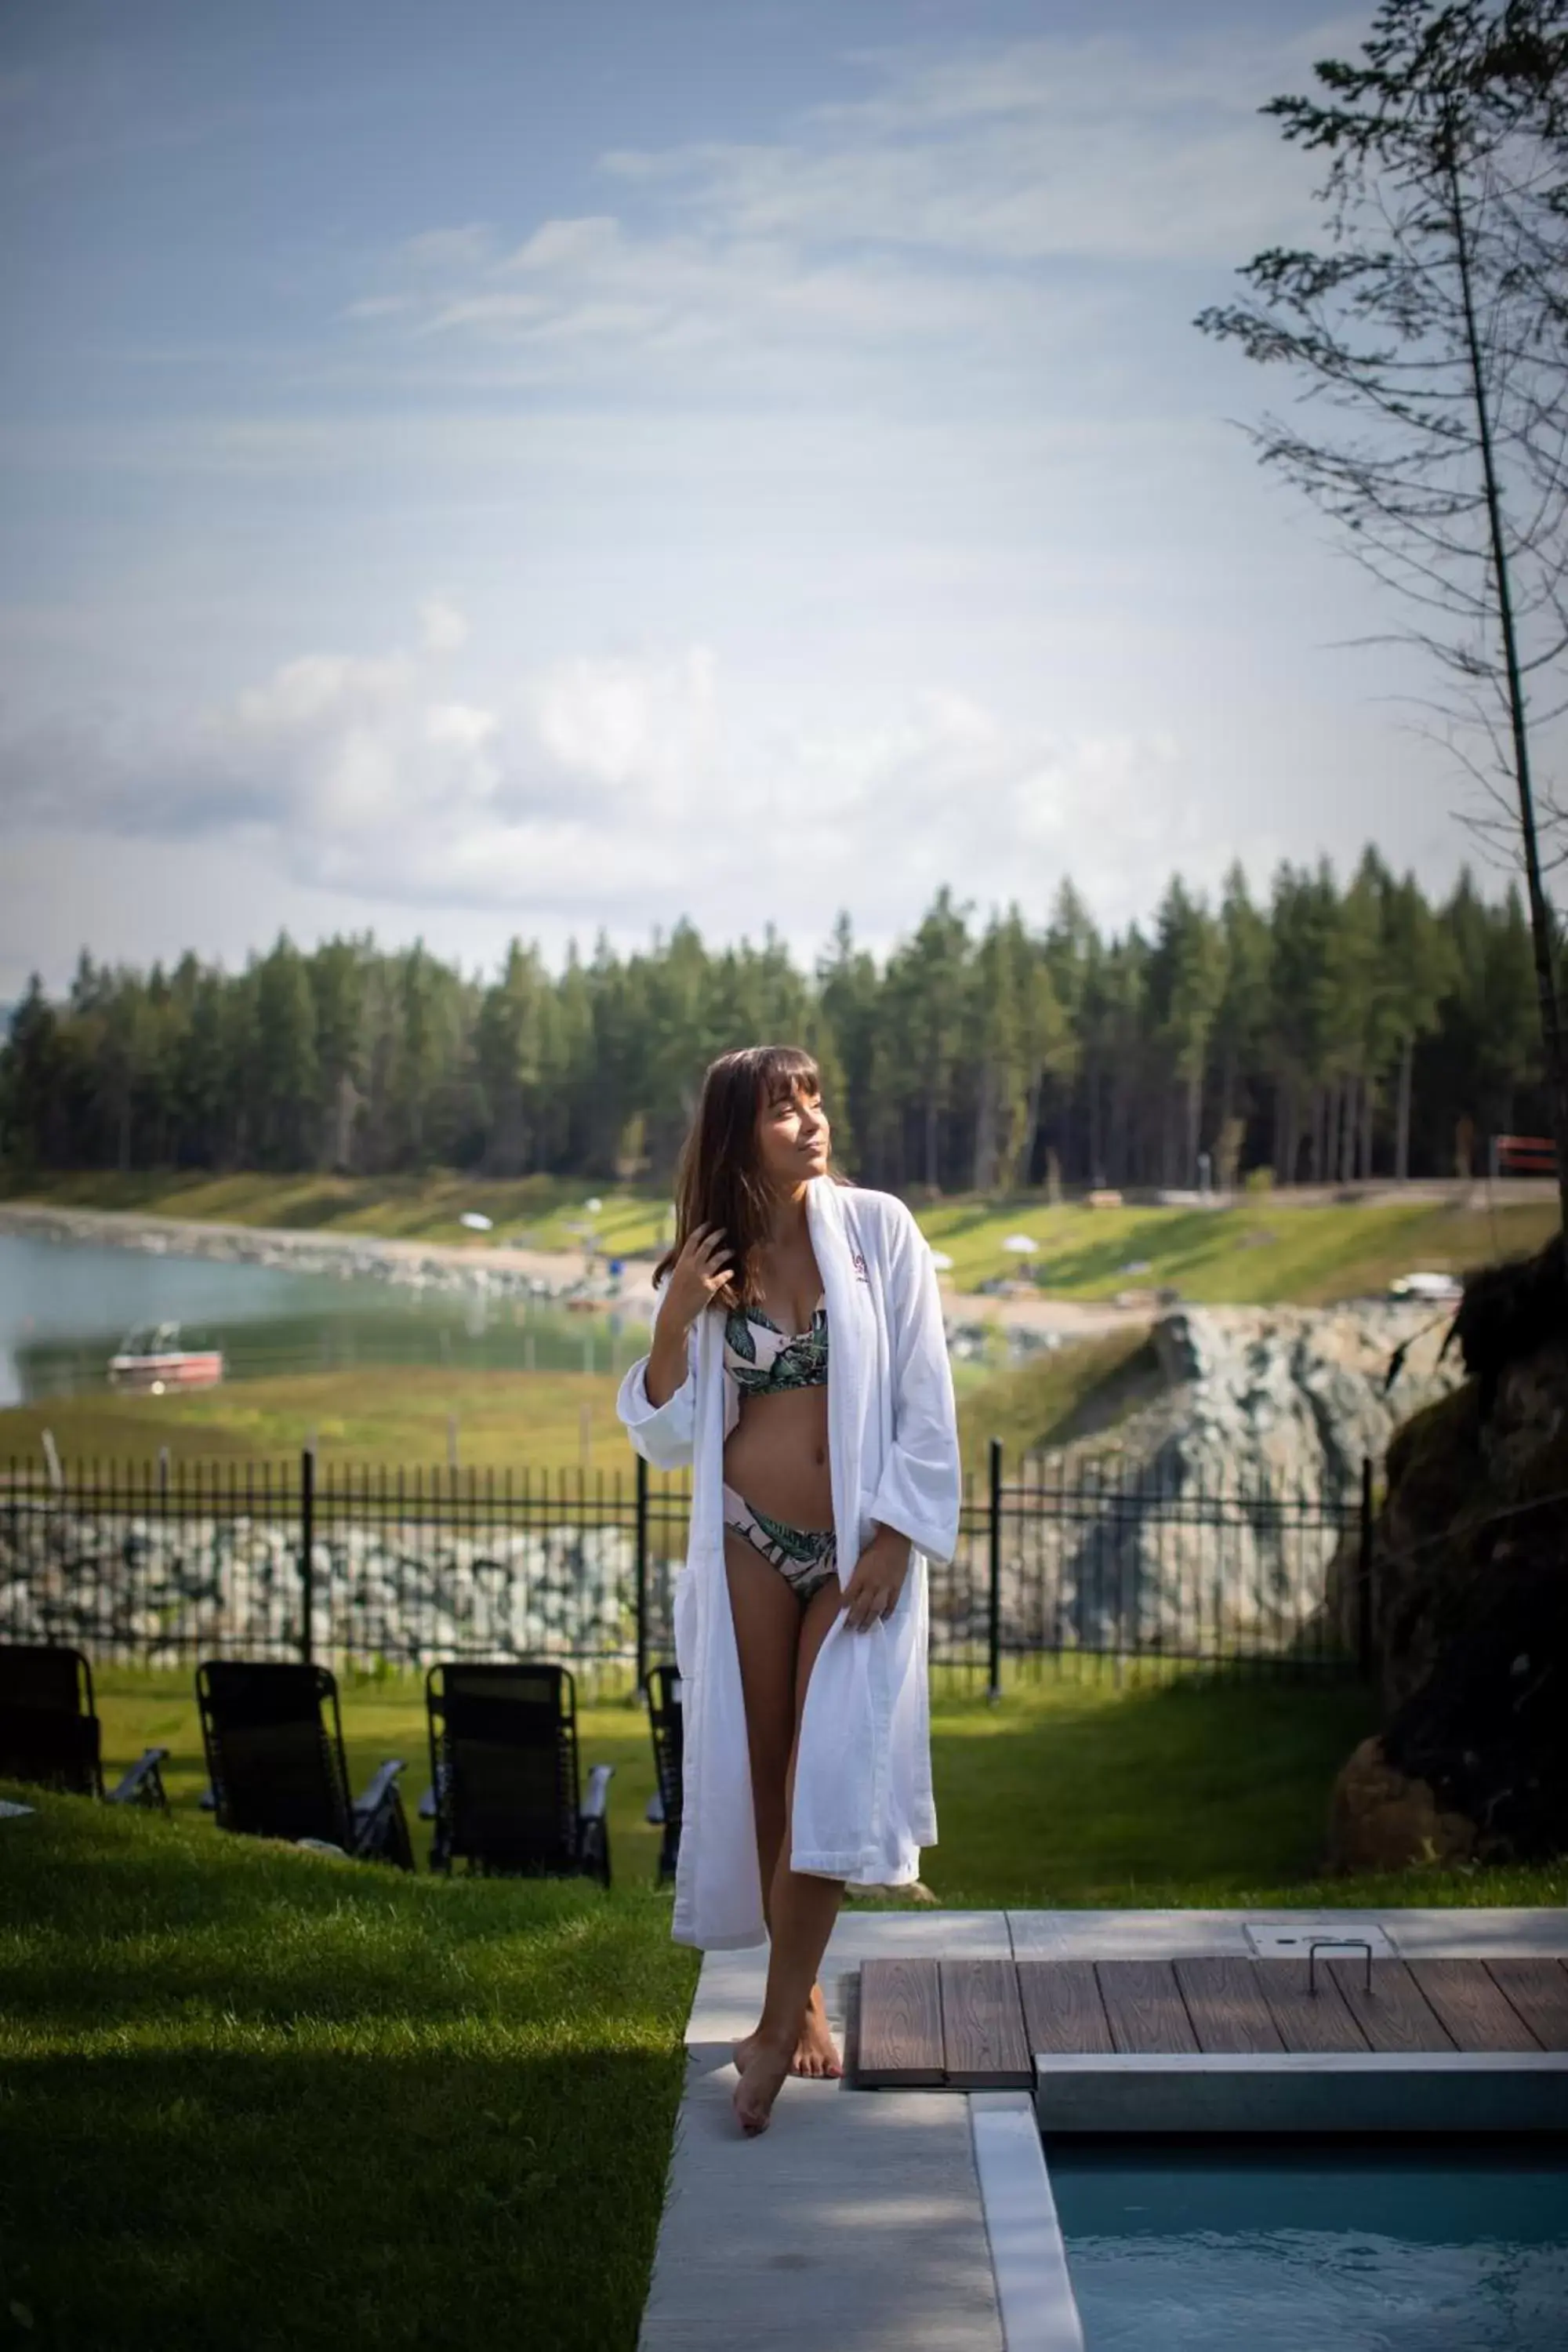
[733,1980,842,2081]
[732,2027,794,2136]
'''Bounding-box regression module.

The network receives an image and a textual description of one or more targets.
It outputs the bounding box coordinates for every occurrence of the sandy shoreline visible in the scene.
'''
[0,1199,1149,1338]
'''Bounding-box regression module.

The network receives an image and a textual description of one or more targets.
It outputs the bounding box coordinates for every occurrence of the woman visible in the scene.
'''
[616,1044,960,2136]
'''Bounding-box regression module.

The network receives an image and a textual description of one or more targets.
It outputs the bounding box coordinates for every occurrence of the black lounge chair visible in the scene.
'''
[195,1660,412,1869]
[420,1661,612,1884]
[644,1664,684,1886]
[0,1642,169,1810]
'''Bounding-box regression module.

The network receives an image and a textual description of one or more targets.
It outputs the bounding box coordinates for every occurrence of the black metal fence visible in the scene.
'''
[0,1443,1374,1690]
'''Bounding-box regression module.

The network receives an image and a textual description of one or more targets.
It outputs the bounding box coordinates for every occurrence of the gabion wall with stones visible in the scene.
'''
[0,1506,683,1672]
[2,1472,1360,1675]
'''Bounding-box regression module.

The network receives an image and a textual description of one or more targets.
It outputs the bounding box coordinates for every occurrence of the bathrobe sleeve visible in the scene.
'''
[616,1288,699,1469]
[867,1200,962,1566]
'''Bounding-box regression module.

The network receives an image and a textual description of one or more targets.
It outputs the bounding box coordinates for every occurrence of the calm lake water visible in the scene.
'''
[0,1232,652,1407]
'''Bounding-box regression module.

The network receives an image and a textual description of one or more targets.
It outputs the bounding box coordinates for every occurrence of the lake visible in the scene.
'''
[0,1232,652,1406]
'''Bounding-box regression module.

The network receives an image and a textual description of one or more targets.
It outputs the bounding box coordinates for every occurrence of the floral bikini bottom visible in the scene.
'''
[721,1483,839,1605]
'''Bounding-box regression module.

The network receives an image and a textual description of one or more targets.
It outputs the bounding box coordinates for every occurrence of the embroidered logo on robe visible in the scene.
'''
[851,1250,869,1281]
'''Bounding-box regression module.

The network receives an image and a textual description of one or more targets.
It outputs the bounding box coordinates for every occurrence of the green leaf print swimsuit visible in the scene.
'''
[720,1294,837,1602]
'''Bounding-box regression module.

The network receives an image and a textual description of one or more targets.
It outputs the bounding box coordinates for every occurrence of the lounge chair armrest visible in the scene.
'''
[644,1790,665,1825]
[419,1785,437,1820]
[581,1763,614,1823]
[351,1758,407,1821]
[107,1748,171,1811]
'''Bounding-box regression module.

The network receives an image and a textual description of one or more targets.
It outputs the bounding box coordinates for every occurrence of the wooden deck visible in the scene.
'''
[855,1955,1568,2089]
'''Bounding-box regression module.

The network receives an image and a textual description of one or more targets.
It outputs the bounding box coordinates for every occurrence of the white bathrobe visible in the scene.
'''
[615,1177,960,1951]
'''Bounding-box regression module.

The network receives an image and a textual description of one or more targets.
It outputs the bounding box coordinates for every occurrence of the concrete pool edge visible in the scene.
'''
[1033,2050,1568,2135]
[641,1910,1568,2350]
[969,2094,1085,2352]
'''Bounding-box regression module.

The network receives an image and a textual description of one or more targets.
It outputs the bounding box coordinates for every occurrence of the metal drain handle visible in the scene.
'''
[1307,1936,1374,1996]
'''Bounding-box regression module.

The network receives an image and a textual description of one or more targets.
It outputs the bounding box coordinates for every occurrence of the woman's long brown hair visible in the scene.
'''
[653,1044,851,1309]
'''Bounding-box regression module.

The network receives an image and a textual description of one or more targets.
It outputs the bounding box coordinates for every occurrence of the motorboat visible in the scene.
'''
[107,1322,225,1393]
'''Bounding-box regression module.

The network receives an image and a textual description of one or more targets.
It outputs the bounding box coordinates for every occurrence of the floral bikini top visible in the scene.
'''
[721,1292,829,1395]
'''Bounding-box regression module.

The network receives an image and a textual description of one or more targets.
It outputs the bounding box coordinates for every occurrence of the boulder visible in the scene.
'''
[1327,1735,1476,1872]
[1328,1235,1568,1871]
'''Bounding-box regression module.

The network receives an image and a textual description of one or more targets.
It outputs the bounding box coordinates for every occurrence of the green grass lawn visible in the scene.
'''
[45,1659,1568,1910]
[0,1792,695,2352]
[6,1167,1557,1301]
[3,1664,1563,2350]
[1,1338,1138,1475]
[0,1367,634,1476]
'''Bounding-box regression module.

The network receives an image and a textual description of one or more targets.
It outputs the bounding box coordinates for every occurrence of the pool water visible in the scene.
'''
[1047,2141,1568,2350]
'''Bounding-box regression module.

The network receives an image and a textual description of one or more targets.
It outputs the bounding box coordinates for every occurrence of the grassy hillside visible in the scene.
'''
[5,1167,1555,1301]
[0,1167,672,1257]
[2,1170,1555,1472]
[0,1367,630,1474]
[921,1192,1559,1303]
[954,1327,1160,1464]
[2,1332,1167,1475]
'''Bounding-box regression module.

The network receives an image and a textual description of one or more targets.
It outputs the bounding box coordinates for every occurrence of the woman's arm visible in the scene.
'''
[644,1314,692,1410]
[616,1315,699,1468]
[615,1222,734,1469]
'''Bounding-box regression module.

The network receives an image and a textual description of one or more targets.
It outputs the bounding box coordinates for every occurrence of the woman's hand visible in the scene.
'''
[840,1526,912,1632]
[644,1222,732,1408]
[657,1221,733,1334]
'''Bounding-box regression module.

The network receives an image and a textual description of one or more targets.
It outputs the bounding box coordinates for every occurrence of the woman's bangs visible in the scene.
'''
[758,1047,819,1107]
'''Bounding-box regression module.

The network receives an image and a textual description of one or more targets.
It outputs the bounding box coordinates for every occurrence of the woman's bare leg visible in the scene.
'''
[723,1537,838,2075]
[733,1576,848,2135]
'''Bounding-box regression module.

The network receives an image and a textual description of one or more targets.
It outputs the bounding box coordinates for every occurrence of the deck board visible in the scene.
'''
[1485,1958,1568,2052]
[1407,1958,1544,2053]
[855,1951,1566,2088]
[1174,1956,1286,2053]
[1017,1959,1114,2055]
[1325,1957,1456,2053]
[857,1957,945,2086]
[1253,1957,1370,2053]
[939,1959,1033,2089]
[1096,1959,1200,2054]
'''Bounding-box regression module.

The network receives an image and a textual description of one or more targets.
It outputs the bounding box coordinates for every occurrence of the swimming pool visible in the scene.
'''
[1046,2140,1568,2350]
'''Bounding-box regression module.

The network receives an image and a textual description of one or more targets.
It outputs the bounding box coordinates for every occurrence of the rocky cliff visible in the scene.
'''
[956,1301,1465,1659]
[1137,1302,1462,1494]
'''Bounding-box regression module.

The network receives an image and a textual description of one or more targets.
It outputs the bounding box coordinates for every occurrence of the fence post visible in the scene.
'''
[299,1446,315,1667]
[633,1454,649,1699]
[987,1436,1003,1704]
[1356,1454,1375,1682]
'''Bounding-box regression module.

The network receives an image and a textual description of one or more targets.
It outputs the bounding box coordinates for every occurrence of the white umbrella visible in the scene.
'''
[459,1212,493,1232]
[1001,1234,1039,1254]
[928,1249,955,1271]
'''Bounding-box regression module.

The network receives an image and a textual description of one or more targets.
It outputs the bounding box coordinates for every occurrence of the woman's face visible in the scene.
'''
[756,1078,831,1188]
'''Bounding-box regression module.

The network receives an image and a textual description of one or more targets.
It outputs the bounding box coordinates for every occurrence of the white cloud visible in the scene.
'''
[2,5,1473,998]
[333,23,1336,405]
[0,606,1197,936]
[419,596,469,652]
[601,25,1334,265]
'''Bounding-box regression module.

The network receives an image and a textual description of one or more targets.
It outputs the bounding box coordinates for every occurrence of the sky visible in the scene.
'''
[0,0,1528,1000]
